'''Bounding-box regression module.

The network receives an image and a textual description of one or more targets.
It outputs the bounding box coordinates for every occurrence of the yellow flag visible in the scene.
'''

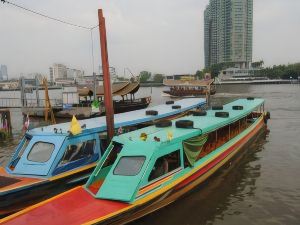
[167,131,173,141]
[69,115,82,135]
[140,132,147,141]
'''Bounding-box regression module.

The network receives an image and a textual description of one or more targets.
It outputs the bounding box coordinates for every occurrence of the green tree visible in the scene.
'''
[139,71,151,83]
[153,74,164,83]
[195,70,203,79]
[256,62,300,79]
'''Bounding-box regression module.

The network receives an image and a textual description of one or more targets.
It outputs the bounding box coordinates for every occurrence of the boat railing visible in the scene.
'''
[0,97,62,108]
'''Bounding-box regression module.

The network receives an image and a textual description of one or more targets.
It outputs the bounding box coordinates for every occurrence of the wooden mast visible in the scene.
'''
[43,78,56,124]
[98,9,114,141]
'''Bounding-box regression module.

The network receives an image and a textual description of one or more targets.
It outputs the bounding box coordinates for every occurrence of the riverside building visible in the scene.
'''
[204,0,253,69]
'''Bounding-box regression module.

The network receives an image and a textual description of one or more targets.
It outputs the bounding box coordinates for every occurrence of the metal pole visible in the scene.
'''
[93,72,97,101]
[35,76,40,107]
[91,29,97,101]
[98,9,114,141]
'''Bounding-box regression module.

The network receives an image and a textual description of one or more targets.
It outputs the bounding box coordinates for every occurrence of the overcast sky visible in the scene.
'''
[0,0,299,78]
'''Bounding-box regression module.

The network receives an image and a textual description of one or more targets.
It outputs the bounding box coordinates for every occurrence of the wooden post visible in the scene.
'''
[43,78,56,124]
[98,9,114,141]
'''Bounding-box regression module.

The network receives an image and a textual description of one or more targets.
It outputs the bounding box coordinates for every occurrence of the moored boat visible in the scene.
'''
[0,98,205,216]
[0,98,270,224]
[163,79,216,97]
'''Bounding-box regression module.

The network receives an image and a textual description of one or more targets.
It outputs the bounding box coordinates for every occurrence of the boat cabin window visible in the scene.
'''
[59,139,95,165]
[19,136,31,157]
[27,142,55,163]
[113,156,146,176]
[149,150,180,182]
[102,142,123,168]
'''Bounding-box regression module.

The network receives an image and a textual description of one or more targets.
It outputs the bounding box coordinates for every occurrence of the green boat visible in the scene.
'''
[1,98,270,225]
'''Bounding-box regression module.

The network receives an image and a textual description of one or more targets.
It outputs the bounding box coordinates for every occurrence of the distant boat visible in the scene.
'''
[163,79,216,97]
[22,81,152,119]
[0,98,206,216]
[56,81,151,119]
[215,67,298,85]
[1,98,270,225]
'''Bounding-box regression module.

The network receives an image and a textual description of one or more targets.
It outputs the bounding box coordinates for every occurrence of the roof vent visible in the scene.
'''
[166,100,174,105]
[172,105,181,109]
[155,120,172,128]
[247,97,255,100]
[212,105,223,110]
[232,106,243,110]
[175,120,194,129]
[215,112,229,118]
[192,111,207,116]
[146,110,158,116]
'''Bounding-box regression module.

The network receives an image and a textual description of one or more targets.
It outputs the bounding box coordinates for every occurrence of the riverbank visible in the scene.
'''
[0,84,300,225]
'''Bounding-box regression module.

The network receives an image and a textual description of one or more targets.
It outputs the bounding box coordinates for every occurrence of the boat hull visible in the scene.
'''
[0,115,266,224]
[95,115,267,225]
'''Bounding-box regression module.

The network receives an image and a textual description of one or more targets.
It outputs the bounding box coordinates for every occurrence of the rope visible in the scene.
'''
[1,0,98,30]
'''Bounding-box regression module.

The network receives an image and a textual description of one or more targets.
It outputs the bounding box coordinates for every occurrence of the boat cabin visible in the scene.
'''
[4,98,206,179]
[7,132,100,177]
[85,98,266,203]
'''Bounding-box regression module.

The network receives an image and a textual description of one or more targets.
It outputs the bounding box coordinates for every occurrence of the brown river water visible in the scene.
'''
[0,84,300,225]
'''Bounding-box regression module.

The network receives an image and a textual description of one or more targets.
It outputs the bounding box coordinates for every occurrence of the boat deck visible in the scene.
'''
[1,187,130,225]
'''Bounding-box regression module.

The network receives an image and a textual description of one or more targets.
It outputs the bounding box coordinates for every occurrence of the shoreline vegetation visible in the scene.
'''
[196,62,300,80]
[122,62,300,85]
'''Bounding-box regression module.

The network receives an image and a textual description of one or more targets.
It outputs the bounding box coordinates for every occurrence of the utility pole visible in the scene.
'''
[98,9,114,141]
[93,72,97,101]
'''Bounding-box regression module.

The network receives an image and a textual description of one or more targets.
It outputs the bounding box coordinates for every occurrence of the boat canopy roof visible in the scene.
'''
[114,98,264,145]
[78,82,139,97]
[163,79,214,87]
[113,82,139,96]
[28,98,206,136]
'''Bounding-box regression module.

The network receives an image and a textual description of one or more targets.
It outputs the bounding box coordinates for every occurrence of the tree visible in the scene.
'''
[153,74,164,83]
[195,70,203,79]
[139,71,151,83]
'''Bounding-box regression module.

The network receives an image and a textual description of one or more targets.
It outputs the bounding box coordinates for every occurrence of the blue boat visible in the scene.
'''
[0,98,205,216]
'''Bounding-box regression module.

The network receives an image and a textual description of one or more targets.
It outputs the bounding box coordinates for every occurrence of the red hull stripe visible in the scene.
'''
[176,119,263,189]
[1,187,129,225]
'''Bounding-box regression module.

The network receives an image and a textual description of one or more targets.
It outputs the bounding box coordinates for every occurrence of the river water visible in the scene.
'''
[0,84,300,224]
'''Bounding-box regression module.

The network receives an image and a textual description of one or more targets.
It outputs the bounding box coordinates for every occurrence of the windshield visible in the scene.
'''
[9,136,31,170]
[113,156,146,176]
[27,142,55,163]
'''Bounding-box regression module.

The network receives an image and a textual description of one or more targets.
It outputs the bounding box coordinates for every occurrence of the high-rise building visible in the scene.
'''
[0,65,8,80]
[49,63,85,84]
[204,0,253,69]
[49,63,67,81]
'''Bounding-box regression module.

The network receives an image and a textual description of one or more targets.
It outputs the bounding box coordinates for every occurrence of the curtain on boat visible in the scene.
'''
[183,134,208,166]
